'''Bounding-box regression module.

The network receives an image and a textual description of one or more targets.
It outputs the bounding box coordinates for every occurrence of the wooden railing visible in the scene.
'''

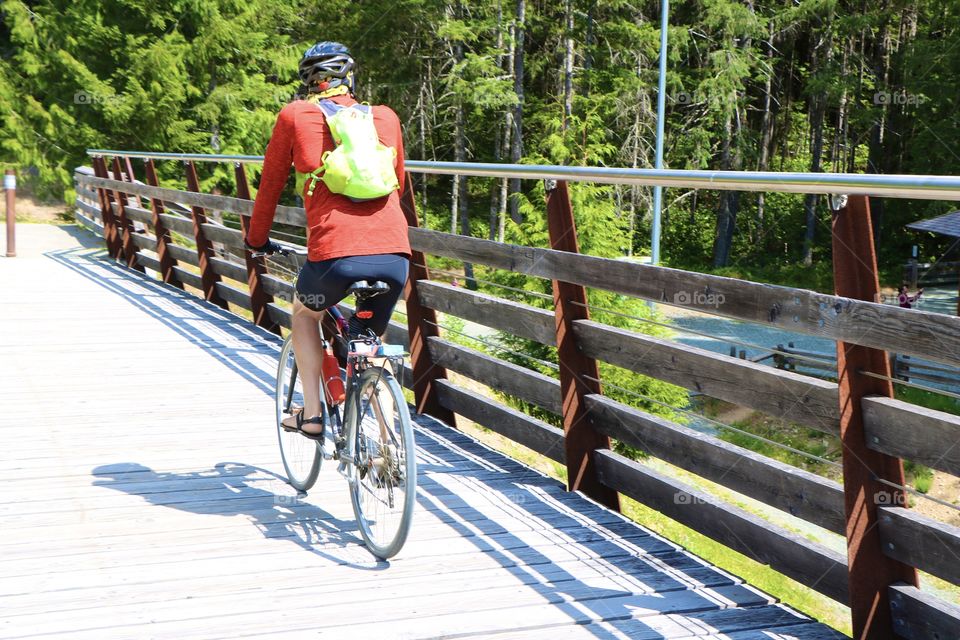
[74,155,960,639]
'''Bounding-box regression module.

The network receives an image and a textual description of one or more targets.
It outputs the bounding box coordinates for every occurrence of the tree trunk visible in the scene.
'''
[756,19,776,241]
[508,0,525,223]
[451,1,475,286]
[713,107,739,268]
[563,0,574,128]
[490,0,505,241]
[802,23,832,266]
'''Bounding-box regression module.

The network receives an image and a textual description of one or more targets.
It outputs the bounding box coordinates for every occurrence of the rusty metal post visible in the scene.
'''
[123,156,142,209]
[4,169,15,257]
[832,194,918,639]
[235,163,280,334]
[399,178,456,425]
[143,160,182,289]
[112,157,145,272]
[92,156,122,259]
[183,161,228,308]
[546,180,620,511]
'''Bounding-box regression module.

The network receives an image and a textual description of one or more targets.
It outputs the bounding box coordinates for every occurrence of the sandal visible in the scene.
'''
[281,407,325,441]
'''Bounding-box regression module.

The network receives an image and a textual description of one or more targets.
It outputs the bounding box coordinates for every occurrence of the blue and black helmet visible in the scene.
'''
[298,42,355,91]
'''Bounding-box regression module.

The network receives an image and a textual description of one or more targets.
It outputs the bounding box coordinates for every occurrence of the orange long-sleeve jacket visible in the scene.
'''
[247,94,411,262]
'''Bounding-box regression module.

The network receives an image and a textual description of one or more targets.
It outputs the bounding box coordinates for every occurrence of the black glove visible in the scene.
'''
[245,238,283,255]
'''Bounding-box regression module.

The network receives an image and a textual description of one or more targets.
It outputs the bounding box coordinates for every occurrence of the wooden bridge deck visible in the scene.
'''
[0,226,846,639]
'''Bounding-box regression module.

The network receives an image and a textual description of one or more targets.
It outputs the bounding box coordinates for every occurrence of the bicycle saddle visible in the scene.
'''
[348,280,391,302]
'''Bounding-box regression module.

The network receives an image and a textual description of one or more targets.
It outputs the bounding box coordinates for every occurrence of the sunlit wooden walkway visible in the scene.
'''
[0,226,845,639]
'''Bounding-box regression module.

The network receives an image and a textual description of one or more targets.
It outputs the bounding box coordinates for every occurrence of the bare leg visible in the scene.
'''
[285,298,325,435]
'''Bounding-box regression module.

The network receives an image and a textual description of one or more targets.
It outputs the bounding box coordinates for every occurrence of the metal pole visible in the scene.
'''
[650,0,668,265]
[4,169,15,257]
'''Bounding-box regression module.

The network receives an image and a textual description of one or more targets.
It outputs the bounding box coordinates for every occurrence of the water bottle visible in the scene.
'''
[322,345,345,405]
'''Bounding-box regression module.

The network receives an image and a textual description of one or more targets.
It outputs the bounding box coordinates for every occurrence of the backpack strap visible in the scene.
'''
[316,99,343,117]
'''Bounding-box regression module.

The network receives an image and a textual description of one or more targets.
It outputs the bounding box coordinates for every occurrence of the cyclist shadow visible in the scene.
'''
[92,461,386,570]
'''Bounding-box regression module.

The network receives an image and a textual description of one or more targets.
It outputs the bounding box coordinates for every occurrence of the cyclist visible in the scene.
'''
[244,42,411,440]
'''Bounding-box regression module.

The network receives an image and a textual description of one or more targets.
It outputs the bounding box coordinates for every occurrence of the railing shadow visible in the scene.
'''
[45,245,282,397]
[51,243,799,638]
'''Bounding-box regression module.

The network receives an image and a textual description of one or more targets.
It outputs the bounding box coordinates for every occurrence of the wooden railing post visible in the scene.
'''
[111,156,145,273]
[183,160,228,309]
[91,156,122,260]
[143,159,182,289]
[399,178,456,425]
[234,162,280,335]
[832,194,918,639]
[546,180,620,511]
[123,156,142,209]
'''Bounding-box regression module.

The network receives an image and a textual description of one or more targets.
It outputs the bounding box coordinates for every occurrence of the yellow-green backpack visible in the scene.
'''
[298,100,399,202]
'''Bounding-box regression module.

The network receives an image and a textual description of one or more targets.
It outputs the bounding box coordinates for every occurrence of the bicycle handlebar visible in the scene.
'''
[249,244,309,258]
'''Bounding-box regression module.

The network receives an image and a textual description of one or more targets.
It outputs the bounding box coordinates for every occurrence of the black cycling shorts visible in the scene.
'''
[295,253,409,336]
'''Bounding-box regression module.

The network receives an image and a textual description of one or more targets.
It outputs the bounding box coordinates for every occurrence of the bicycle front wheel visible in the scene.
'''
[276,335,321,491]
[344,366,416,559]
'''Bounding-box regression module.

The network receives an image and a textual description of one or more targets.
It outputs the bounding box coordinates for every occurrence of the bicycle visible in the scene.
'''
[256,245,416,559]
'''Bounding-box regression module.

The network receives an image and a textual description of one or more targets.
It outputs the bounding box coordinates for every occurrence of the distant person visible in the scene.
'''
[898,285,923,309]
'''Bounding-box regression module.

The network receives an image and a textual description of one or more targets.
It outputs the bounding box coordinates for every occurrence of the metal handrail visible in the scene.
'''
[86,148,960,200]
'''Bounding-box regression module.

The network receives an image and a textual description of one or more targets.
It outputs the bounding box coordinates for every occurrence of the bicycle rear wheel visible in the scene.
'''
[344,366,416,559]
[276,336,321,491]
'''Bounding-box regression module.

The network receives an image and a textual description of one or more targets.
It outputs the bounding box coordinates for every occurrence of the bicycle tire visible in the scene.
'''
[275,335,321,491]
[344,366,416,559]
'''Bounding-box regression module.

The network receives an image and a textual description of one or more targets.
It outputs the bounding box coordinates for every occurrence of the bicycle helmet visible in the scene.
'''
[298,42,355,93]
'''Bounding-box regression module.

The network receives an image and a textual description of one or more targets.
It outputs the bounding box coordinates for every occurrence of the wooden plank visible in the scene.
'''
[171,265,204,290]
[129,232,157,251]
[76,174,307,227]
[888,584,960,640]
[158,212,196,237]
[594,449,849,604]
[585,394,846,534]
[261,274,294,298]
[426,336,561,414]
[75,199,102,221]
[209,256,249,283]
[122,204,153,226]
[574,319,841,435]
[166,242,200,266]
[74,209,104,235]
[434,379,565,463]
[417,279,556,345]
[408,227,960,368]
[134,253,162,272]
[862,395,960,476]
[200,221,244,249]
[878,506,960,586]
[214,282,252,310]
